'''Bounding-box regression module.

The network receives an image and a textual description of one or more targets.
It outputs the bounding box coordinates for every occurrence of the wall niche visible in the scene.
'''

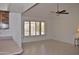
[0,10,9,29]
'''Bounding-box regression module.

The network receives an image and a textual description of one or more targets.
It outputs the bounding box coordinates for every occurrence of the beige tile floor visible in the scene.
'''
[22,39,79,55]
[0,37,22,55]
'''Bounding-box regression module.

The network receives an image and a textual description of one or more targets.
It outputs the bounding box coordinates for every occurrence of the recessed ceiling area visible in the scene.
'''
[0,3,35,13]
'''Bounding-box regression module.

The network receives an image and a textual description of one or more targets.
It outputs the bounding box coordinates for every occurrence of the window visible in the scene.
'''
[41,22,45,35]
[31,21,35,36]
[24,21,29,36]
[36,22,40,35]
[24,21,45,36]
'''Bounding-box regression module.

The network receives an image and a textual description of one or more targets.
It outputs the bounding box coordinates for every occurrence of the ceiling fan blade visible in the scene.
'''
[61,12,69,14]
[59,10,66,13]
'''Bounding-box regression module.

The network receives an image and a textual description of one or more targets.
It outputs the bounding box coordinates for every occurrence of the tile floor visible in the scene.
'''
[22,39,79,55]
[0,37,22,55]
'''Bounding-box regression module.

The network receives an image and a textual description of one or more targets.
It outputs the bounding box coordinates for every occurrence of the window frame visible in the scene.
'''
[24,20,46,37]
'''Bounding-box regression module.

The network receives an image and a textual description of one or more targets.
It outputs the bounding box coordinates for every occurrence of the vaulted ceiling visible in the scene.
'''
[1,3,79,18]
[23,3,79,19]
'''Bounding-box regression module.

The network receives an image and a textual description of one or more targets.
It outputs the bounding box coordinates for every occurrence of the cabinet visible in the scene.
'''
[0,10,9,29]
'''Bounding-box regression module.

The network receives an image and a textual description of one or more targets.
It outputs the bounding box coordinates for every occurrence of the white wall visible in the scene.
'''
[21,16,53,43]
[51,4,79,44]
[10,12,21,47]
[0,12,21,47]
[22,4,79,45]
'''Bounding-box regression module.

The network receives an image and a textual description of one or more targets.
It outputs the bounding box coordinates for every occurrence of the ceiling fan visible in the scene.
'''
[50,4,69,15]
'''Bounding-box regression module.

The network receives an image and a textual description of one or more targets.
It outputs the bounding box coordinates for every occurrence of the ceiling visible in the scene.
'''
[23,3,79,19]
[1,3,79,18]
[0,3,35,13]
